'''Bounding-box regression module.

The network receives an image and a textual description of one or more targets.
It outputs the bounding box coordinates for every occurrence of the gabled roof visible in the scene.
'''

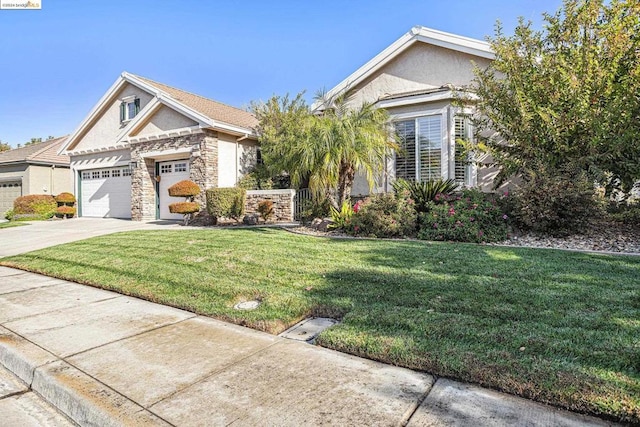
[134,75,257,130]
[320,26,493,107]
[60,72,257,154]
[0,136,69,166]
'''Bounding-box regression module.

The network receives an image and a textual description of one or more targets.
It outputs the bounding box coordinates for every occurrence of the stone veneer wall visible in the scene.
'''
[245,189,295,222]
[130,130,218,221]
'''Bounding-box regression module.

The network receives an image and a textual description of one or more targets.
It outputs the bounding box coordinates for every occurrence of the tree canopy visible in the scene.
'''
[252,92,397,208]
[470,0,640,195]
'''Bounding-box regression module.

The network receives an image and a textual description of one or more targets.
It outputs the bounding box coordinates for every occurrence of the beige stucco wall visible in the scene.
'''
[347,43,492,106]
[74,83,154,151]
[25,165,72,195]
[0,164,27,184]
[136,105,199,136]
[217,133,258,187]
[0,163,70,196]
[342,41,493,195]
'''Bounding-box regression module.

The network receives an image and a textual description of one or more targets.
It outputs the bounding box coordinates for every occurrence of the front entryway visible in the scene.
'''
[157,160,190,220]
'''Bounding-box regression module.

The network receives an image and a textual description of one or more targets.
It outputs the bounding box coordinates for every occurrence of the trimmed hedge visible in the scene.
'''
[13,195,57,219]
[56,205,76,218]
[168,180,201,197]
[55,192,76,204]
[206,188,246,224]
[168,202,200,215]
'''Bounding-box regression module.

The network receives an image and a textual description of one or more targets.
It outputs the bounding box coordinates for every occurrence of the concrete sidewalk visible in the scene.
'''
[0,267,614,426]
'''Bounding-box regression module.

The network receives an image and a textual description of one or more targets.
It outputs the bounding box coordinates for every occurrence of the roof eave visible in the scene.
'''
[316,26,493,109]
[58,74,129,154]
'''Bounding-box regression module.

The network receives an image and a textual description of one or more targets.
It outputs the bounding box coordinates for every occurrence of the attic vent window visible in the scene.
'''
[120,96,140,123]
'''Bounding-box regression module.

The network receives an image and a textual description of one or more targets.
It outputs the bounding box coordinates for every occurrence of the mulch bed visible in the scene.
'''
[291,220,640,255]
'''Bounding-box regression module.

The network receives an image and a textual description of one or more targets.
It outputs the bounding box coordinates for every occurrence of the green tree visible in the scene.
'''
[24,137,42,146]
[469,0,640,196]
[253,92,397,208]
[0,140,10,152]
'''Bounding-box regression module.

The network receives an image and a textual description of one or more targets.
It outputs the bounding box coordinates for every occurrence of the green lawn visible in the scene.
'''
[1,228,638,423]
[0,221,26,229]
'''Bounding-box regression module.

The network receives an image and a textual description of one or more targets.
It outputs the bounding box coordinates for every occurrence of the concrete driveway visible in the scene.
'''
[0,218,183,257]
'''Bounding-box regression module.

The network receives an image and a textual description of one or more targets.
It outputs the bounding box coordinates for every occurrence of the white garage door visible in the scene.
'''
[158,160,190,220]
[80,167,132,218]
[0,180,21,215]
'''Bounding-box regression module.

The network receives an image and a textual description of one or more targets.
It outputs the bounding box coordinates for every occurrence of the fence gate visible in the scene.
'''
[293,188,311,221]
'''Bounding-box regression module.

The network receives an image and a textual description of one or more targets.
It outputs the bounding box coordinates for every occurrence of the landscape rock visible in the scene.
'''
[242,214,259,225]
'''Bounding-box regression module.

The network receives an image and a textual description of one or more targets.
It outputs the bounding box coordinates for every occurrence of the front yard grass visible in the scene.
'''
[0,221,27,229]
[1,228,638,423]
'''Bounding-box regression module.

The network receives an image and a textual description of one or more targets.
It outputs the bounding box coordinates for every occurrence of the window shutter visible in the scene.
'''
[119,102,125,122]
[454,116,469,185]
[394,120,416,181]
[417,116,442,182]
[134,98,140,114]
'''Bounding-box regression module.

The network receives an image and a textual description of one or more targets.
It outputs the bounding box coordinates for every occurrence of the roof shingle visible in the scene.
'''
[0,136,69,166]
[133,75,258,130]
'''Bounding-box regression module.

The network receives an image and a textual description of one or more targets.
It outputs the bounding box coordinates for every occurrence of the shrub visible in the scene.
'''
[510,167,603,236]
[418,189,509,243]
[329,201,354,230]
[345,193,417,238]
[54,192,76,205]
[298,197,331,223]
[607,202,640,226]
[56,205,76,219]
[169,202,200,225]
[392,178,459,213]
[4,209,14,221]
[206,187,246,224]
[168,180,201,197]
[257,200,274,222]
[13,195,57,219]
[169,202,200,214]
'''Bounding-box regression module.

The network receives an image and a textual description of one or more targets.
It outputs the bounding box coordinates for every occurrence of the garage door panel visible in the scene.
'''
[81,167,131,218]
[0,181,21,215]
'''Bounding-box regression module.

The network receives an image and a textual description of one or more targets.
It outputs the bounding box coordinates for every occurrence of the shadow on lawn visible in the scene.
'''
[309,242,640,423]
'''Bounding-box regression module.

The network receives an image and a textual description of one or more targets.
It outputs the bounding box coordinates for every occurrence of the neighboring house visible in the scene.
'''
[0,136,71,215]
[58,72,259,220]
[318,26,499,194]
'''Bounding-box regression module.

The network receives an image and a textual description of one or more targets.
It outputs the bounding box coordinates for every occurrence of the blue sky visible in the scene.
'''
[0,0,562,147]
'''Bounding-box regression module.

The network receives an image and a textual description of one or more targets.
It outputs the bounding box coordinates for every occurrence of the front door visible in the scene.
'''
[157,160,190,220]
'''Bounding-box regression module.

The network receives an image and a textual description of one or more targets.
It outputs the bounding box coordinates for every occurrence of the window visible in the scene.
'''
[395,115,442,182]
[119,97,140,122]
[174,163,187,172]
[112,169,121,178]
[454,116,472,185]
[160,164,172,174]
[256,148,264,165]
[101,170,110,179]
[92,171,100,179]
[122,168,132,177]
[82,171,91,180]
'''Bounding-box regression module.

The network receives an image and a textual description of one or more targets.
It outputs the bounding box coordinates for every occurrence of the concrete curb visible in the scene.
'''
[0,327,169,426]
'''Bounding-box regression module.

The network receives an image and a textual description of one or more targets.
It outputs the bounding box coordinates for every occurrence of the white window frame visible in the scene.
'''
[392,109,449,183]
[121,95,139,123]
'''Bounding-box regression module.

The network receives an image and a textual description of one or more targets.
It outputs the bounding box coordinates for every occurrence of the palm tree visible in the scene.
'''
[253,92,398,209]
[309,92,398,207]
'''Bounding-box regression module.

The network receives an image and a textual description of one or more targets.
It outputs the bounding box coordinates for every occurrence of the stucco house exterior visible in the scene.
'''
[58,72,259,221]
[0,136,71,215]
[318,26,499,195]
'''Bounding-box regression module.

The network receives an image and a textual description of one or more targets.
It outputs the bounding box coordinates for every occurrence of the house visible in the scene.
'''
[318,26,500,194]
[58,72,259,220]
[0,136,71,215]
